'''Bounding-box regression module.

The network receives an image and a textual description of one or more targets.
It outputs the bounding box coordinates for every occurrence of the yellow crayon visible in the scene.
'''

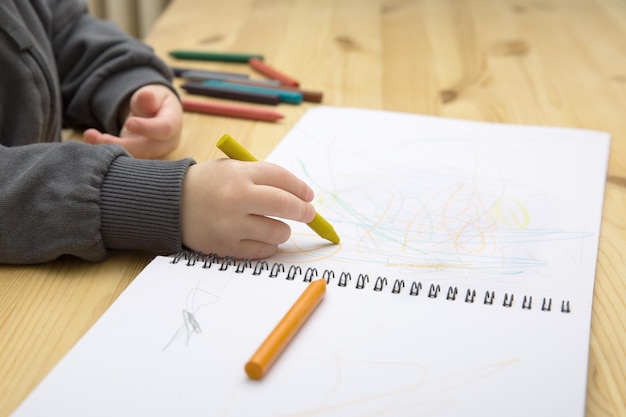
[216,134,340,244]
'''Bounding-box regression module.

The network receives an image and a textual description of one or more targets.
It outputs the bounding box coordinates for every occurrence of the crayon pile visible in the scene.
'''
[169,50,323,122]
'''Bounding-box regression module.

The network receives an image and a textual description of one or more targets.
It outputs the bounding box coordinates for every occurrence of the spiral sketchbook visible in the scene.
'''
[13,107,610,417]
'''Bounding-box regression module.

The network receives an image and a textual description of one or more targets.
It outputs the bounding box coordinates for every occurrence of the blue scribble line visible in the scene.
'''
[293,159,593,276]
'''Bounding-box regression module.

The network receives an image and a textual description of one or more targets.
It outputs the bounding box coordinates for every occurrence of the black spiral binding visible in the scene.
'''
[171,250,571,314]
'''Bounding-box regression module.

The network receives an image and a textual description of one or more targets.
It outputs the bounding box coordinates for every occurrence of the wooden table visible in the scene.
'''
[1,0,625,415]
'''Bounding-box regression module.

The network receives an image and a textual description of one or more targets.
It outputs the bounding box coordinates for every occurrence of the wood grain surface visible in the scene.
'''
[1,1,624,415]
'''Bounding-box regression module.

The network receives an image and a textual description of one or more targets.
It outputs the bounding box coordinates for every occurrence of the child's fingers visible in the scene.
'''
[184,204,294,259]
[130,89,161,117]
[125,92,182,140]
[180,160,316,260]
[82,128,101,144]
[213,161,316,222]
[234,213,300,258]
[236,215,292,245]
[130,85,180,119]
[248,186,315,223]
[84,131,142,153]
[125,114,180,141]
[249,162,315,202]
[221,216,289,258]
[83,130,171,159]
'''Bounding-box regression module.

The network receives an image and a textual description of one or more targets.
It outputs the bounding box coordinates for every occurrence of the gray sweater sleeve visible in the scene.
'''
[52,0,176,133]
[100,154,195,252]
[0,141,194,264]
[0,0,194,264]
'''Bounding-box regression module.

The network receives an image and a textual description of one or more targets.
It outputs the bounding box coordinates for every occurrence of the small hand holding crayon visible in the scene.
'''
[217,134,340,244]
[179,155,317,260]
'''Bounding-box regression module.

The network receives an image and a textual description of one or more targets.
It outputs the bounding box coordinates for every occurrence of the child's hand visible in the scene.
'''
[180,159,316,259]
[83,84,182,159]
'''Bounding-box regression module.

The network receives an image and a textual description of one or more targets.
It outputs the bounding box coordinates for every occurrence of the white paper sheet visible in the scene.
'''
[12,107,610,417]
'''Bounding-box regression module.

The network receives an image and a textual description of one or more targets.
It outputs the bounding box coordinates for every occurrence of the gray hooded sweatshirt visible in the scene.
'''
[0,0,195,264]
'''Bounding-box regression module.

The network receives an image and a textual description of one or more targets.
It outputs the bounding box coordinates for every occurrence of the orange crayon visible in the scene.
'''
[245,279,326,380]
[248,57,300,87]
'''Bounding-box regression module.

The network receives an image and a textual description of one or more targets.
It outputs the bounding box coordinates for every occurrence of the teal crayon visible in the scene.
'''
[225,79,324,103]
[203,80,303,104]
[181,82,280,105]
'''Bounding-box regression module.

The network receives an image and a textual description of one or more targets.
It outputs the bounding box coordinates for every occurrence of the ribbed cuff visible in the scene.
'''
[99,156,195,253]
